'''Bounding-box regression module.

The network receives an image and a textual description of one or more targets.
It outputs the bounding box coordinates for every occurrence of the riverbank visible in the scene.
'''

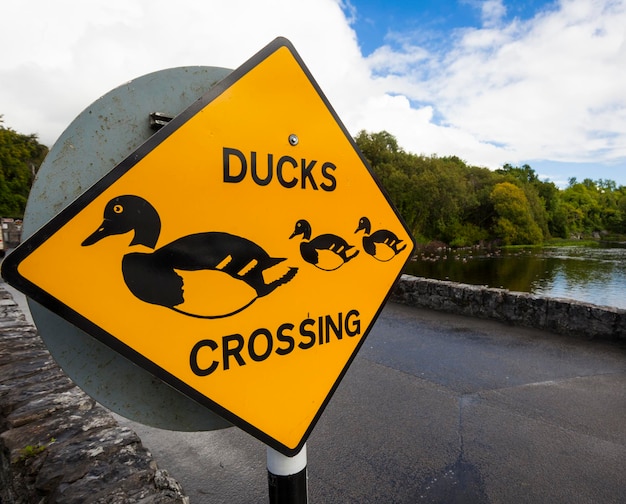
[404,242,626,310]
[392,274,626,341]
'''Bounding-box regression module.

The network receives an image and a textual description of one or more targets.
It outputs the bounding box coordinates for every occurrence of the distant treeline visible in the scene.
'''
[355,130,626,246]
[2,118,625,247]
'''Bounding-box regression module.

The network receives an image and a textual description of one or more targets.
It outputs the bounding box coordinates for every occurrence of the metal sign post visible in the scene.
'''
[267,444,308,503]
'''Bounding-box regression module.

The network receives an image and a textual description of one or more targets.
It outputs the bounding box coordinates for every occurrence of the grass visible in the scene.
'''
[15,438,55,462]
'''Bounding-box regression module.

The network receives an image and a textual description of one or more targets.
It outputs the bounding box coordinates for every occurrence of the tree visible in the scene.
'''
[490,182,543,245]
[496,163,556,239]
[355,130,422,236]
[0,116,48,217]
[562,181,603,233]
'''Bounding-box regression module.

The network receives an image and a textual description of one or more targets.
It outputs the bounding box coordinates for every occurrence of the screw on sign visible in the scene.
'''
[1,37,414,503]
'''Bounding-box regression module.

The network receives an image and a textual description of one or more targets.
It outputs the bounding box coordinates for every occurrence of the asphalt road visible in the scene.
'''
[112,301,626,504]
[5,283,625,503]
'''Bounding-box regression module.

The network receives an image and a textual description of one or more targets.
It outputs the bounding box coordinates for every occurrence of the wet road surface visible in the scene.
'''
[115,302,626,503]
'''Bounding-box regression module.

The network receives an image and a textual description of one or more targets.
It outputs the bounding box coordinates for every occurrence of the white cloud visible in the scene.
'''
[480,0,507,27]
[367,44,430,75]
[1,0,363,146]
[1,0,626,185]
[364,0,626,176]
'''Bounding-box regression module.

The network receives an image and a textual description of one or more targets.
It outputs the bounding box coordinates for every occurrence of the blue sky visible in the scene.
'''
[344,0,626,186]
[348,0,553,54]
[2,0,625,188]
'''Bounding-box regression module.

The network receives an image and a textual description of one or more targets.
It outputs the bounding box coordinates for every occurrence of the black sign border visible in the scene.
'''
[1,36,415,456]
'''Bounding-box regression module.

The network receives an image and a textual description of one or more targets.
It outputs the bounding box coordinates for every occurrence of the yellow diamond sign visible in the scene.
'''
[2,38,414,455]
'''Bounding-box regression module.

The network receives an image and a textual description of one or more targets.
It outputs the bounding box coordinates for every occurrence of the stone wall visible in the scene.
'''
[391,274,626,341]
[0,288,189,503]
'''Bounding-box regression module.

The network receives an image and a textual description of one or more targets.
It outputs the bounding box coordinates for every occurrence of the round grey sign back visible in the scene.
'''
[24,66,233,431]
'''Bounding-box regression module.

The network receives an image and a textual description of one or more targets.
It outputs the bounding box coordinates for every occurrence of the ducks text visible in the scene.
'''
[223,147,337,191]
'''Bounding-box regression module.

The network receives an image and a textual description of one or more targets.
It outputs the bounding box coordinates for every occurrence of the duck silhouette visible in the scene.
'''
[81,195,298,319]
[355,216,407,262]
[289,219,359,271]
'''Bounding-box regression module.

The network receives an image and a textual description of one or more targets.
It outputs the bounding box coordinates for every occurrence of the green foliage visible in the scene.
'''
[0,116,48,217]
[490,182,543,245]
[355,130,501,245]
[15,438,56,462]
[561,178,626,234]
[356,129,626,246]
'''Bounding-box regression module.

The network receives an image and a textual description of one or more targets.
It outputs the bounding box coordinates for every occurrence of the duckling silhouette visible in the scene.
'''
[289,219,359,271]
[81,195,298,319]
[355,216,407,262]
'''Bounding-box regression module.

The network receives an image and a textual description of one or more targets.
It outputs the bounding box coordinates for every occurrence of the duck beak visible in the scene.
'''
[81,219,112,246]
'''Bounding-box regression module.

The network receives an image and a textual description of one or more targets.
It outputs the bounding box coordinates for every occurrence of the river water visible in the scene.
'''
[403,243,626,310]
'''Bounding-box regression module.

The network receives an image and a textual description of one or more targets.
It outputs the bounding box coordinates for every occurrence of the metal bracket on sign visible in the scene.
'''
[149,112,174,131]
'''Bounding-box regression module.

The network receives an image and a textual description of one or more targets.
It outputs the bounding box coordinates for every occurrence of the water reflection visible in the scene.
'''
[403,243,626,309]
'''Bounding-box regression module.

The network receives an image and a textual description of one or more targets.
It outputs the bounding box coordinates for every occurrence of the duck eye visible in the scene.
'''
[113,204,123,214]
